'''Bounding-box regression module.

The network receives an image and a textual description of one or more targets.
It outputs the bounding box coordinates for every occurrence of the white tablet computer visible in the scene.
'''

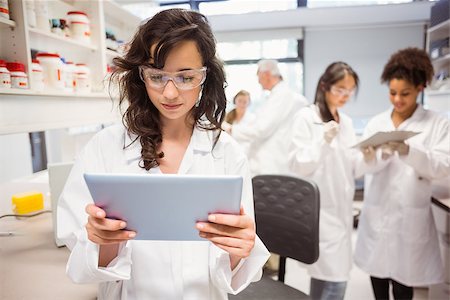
[83,173,243,241]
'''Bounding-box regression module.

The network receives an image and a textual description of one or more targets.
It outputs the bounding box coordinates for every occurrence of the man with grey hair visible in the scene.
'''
[224,59,308,176]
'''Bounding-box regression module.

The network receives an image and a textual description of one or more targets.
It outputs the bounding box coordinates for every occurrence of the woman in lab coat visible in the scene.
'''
[289,62,366,300]
[225,90,256,126]
[354,47,449,300]
[225,90,255,155]
[57,9,269,300]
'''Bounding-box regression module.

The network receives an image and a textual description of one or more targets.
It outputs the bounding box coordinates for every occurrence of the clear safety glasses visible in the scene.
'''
[139,66,207,90]
[330,86,355,97]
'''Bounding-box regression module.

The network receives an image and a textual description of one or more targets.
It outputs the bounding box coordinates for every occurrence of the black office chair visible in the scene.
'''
[230,175,320,300]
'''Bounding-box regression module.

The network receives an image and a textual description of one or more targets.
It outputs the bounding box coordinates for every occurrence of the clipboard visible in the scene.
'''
[352,131,420,149]
[83,173,243,241]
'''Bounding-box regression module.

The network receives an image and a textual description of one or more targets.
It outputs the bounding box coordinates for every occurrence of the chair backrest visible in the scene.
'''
[252,175,320,264]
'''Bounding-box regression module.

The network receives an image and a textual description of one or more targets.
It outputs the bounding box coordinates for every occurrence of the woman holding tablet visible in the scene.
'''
[354,48,449,299]
[57,9,269,299]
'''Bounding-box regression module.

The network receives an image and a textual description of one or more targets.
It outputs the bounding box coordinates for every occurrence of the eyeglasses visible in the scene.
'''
[139,66,207,90]
[330,86,355,97]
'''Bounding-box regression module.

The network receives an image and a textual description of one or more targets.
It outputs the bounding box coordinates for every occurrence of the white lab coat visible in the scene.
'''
[354,104,449,286]
[231,111,256,126]
[57,124,270,300]
[232,81,308,176]
[230,111,256,157]
[289,105,367,282]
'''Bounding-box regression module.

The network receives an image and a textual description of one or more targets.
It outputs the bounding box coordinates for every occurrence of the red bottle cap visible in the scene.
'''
[6,62,25,72]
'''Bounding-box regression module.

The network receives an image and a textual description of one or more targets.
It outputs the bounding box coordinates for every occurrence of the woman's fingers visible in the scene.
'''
[85,203,136,245]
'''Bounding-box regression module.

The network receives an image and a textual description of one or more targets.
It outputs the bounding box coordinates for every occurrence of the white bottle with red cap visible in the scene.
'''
[0,0,10,20]
[31,59,44,91]
[0,59,11,88]
[7,62,28,89]
[36,52,64,91]
[67,11,91,44]
[75,63,91,93]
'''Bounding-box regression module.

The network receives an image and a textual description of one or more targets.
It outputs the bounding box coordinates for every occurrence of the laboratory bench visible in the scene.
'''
[429,180,450,300]
[0,211,97,300]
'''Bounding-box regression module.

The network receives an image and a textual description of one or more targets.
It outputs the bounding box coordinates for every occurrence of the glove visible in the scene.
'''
[380,143,394,160]
[361,146,376,163]
[387,141,409,156]
[221,121,232,134]
[323,120,339,144]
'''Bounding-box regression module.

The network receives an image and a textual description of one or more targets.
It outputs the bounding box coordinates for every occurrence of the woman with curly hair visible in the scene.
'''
[354,47,449,300]
[57,8,269,299]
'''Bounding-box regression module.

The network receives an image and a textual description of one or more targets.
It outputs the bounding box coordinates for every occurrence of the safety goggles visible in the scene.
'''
[139,66,207,90]
[330,86,355,97]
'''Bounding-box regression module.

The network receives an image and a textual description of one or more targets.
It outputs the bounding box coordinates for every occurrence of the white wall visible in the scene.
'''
[304,23,425,122]
[0,133,33,183]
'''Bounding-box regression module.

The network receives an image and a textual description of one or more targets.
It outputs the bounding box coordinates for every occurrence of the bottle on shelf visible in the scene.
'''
[25,0,37,28]
[0,59,11,88]
[75,63,91,93]
[0,0,10,20]
[6,62,29,89]
[34,0,50,32]
[36,52,64,91]
[67,11,91,44]
[31,59,44,92]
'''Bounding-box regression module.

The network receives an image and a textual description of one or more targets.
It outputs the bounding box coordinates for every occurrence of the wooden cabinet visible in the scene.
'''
[0,0,141,135]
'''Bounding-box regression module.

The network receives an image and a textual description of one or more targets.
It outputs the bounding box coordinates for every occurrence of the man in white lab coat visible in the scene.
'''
[225,59,308,176]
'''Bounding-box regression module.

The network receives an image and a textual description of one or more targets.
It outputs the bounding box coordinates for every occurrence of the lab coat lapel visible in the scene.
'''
[178,127,213,175]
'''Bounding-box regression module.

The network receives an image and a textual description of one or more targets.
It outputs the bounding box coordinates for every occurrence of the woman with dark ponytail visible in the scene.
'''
[289,62,368,300]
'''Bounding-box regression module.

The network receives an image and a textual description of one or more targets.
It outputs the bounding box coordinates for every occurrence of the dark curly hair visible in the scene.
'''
[381,47,434,87]
[111,9,227,171]
[314,62,359,122]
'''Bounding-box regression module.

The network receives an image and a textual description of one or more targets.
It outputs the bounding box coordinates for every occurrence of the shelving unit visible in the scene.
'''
[0,16,16,28]
[0,0,141,135]
[28,27,98,51]
[425,19,450,113]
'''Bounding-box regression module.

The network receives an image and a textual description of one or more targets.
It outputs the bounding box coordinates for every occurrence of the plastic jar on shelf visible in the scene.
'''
[75,63,90,93]
[67,11,91,44]
[6,62,29,89]
[25,0,37,28]
[31,59,44,91]
[0,59,11,88]
[34,0,50,32]
[64,61,75,92]
[0,0,10,20]
[36,53,64,90]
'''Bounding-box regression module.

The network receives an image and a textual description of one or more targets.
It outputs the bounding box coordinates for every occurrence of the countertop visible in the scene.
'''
[0,212,97,300]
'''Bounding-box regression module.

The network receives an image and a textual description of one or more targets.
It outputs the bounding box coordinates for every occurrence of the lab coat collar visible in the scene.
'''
[390,103,426,130]
[270,81,287,95]
[311,104,324,124]
[123,125,215,162]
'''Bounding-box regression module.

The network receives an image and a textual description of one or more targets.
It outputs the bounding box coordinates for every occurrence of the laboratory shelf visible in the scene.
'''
[0,17,16,28]
[0,0,141,135]
[28,27,98,51]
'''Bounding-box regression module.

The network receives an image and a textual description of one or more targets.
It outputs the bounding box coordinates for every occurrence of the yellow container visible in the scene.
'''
[11,191,44,214]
